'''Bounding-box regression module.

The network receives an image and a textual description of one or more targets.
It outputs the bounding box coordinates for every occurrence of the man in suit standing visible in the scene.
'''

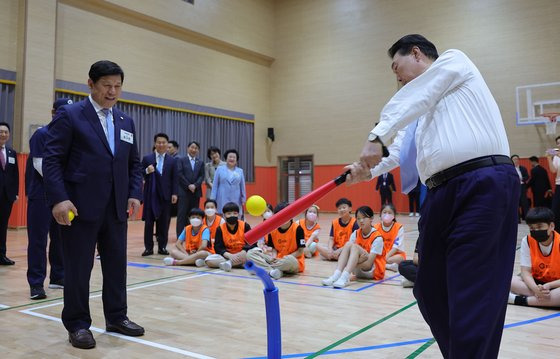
[375,172,395,205]
[141,133,178,256]
[176,141,204,236]
[25,99,71,299]
[0,121,18,265]
[511,154,529,221]
[527,156,552,208]
[43,61,144,349]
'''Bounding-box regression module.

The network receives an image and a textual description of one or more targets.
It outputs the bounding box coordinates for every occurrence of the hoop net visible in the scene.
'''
[541,113,560,135]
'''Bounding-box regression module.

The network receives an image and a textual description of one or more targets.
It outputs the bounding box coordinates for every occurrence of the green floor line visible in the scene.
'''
[0,272,196,312]
[405,338,436,358]
[305,301,417,358]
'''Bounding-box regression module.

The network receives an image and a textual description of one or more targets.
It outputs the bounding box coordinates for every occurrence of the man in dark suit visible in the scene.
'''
[25,99,70,299]
[0,121,18,265]
[527,156,552,208]
[43,61,144,349]
[511,154,529,221]
[176,141,204,236]
[141,133,178,256]
[375,172,395,205]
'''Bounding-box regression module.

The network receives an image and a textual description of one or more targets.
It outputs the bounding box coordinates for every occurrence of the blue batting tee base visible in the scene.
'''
[245,261,282,359]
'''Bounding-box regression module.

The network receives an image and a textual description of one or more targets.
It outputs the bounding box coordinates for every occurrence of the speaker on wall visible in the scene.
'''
[267,127,275,142]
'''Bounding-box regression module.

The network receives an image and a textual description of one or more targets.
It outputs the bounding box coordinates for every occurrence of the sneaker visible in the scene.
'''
[195,258,205,267]
[409,212,414,217]
[219,261,232,272]
[401,278,414,288]
[30,286,47,300]
[385,263,398,272]
[48,279,64,289]
[415,213,420,217]
[322,273,341,286]
[163,257,175,266]
[507,292,516,305]
[269,269,283,280]
[333,276,350,288]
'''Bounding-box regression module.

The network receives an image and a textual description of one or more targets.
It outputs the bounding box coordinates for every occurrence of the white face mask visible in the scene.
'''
[306,212,317,222]
[205,208,216,217]
[190,218,202,227]
[382,213,394,224]
[263,211,273,219]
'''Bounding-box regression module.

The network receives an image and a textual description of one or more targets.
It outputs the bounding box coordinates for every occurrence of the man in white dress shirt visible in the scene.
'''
[347,34,519,358]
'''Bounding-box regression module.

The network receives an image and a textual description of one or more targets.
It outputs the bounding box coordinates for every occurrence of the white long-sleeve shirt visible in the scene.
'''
[371,49,510,182]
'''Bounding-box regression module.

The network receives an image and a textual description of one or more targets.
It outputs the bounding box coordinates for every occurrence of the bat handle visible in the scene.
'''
[333,170,351,186]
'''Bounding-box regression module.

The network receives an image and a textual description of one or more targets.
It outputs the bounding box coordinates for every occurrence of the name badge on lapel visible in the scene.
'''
[8,157,15,164]
[120,129,133,144]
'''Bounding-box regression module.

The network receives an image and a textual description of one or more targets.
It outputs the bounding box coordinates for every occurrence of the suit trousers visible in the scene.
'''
[26,198,64,287]
[0,192,14,256]
[413,163,519,358]
[144,202,171,250]
[60,192,128,332]
[380,190,392,205]
[176,192,201,237]
[398,260,417,282]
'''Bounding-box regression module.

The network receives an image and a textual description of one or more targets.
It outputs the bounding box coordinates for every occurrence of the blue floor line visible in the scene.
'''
[127,261,389,292]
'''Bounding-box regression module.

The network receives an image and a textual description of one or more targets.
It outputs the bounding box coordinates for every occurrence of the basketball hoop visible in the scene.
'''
[541,113,560,135]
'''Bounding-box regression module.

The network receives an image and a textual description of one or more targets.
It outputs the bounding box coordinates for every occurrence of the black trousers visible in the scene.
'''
[552,185,560,229]
[60,193,128,332]
[379,190,392,205]
[144,202,171,250]
[26,197,64,287]
[408,191,420,213]
[398,260,417,282]
[176,193,201,237]
[0,192,14,256]
[518,184,529,220]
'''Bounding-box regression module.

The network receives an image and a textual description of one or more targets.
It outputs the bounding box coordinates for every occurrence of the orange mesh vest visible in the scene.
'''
[299,218,321,257]
[332,217,356,249]
[203,215,222,254]
[184,224,210,253]
[374,222,406,260]
[528,231,560,283]
[270,222,305,272]
[355,227,386,280]
[220,221,246,254]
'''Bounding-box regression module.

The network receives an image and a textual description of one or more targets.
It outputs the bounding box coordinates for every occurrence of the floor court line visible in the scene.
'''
[19,309,217,359]
[129,261,397,292]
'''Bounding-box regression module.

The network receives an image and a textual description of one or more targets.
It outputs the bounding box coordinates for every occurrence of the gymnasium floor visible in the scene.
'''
[1,213,559,358]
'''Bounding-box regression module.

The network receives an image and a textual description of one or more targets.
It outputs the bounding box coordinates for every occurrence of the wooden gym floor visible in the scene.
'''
[0,213,559,358]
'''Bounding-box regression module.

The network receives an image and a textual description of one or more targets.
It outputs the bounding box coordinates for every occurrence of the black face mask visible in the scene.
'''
[530,229,550,243]
[226,216,238,225]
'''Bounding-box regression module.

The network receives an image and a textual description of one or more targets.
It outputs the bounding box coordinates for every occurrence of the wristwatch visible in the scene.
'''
[368,132,377,142]
[368,132,390,157]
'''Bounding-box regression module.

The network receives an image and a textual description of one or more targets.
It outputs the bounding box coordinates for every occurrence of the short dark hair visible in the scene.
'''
[207,146,221,159]
[189,208,205,218]
[526,207,554,225]
[169,140,179,149]
[153,133,169,142]
[224,149,239,161]
[355,206,374,218]
[0,122,10,132]
[529,156,539,162]
[274,201,289,214]
[510,154,520,160]
[187,141,200,149]
[388,34,439,61]
[335,198,352,208]
[204,199,217,208]
[88,60,124,83]
[380,203,397,215]
[222,202,240,213]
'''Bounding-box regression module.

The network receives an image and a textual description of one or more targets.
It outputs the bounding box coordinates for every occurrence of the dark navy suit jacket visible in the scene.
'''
[141,152,178,220]
[43,99,143,222]
[177,156,204,198]
[0,146,19,201]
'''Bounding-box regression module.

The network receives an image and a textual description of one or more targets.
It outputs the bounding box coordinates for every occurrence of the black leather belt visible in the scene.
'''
[425,155,513,190]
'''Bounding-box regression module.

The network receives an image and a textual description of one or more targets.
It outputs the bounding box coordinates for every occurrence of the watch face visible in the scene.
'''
[368,133,376,141]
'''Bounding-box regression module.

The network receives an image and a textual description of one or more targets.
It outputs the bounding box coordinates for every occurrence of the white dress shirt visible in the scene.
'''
[553,156,560,185]
[89,95,113,136]
[371,49,510,182]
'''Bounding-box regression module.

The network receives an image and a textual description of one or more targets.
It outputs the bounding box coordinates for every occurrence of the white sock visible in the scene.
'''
[508,292,516,304]
[339,271,351,281]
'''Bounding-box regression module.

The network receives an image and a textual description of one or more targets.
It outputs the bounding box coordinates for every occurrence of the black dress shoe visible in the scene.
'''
[68,328,96,349]
[141,249,153,256]
[106,319,145,336]
[158,248,169,255]
[0,255,15,265]
[30,286,47,300]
